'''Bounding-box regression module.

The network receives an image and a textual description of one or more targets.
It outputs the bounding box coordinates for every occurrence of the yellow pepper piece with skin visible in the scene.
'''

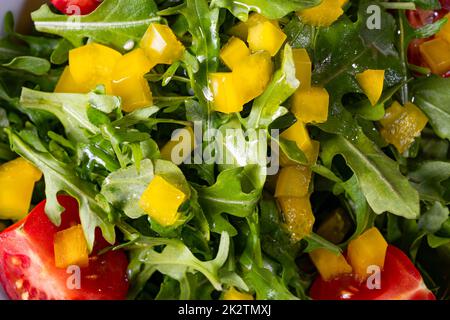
[247,21,287,56]
[280,139,320,167]
[419,38,450,75]
[139,175,187,227]
[0,158,42,220]
[220,37,251,70]
[160,126,196,165]
[54,67,90,93]
[233,51,274,103]
[291,87,329,124]
[223,287,254,300]
[54,225,89,269]
[209,73,244,113]
[69,43,122,94]
[355,69,385,106]
[379,101,428,153]
[112,76,153,113]
[228,13,279,40]
[140,23,185,65]
[278,196,315,241]
[347,227,388,281]
[309,248,353,281]
[292,48,311,90]
[280,121,314,157]
[298,0,344,27]
[112,48,155,81]
[316,208,351,244]
[436,13,450,44]
[275,165,311,198]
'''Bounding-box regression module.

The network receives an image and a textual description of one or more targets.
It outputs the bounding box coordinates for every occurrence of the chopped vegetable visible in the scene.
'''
[292,48,311,90]
[220,37,250,70]
[419,38,450,75]
[112,48,155,81]
[54,67,89,93]
[309,248,353,281]
[291,87,329,124]
[111,76,153,112]
[280,121,314,156]
[355,69,385,106]
[316,208,351,244]
[160,126,196,165]
[54,224,89,269]
[209,73,244,113]
[277,196,315,241]
[297,0,344,27]
[436,13,450,44]
[247,21,287,56]
[223,287,254,300]
[275,165,311,198]
[228,13,278,40]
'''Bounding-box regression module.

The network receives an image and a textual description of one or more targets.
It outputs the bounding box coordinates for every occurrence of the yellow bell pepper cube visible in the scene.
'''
[309,248,353,281]
[316,208,351,244]
[278,196,315,241]
[0,158,42,220]
[54,67,90,94]
[291,87,329,124]
[275,165,312,198]
[379,101,428,153]
[139,175,187,227]
[347,227,388,281]
[233,51,274,103]
[140,23,185,65]
[436,13,450,44]
[112,76,153,113]
[297,0,344,27]
[280,139,320,167]
[292,48,312,90]
[247,21,287,56]
[228,13,279,40]
[355,69,385,106]
[280,121,314,156]
[220,37,251,70]
[209,73,244,113]
[69,43,122,94]
[419,38,450,75]
[160,126,196,165]
[54,224,89,269]
[223,287,254,300]
[112,48,155,81]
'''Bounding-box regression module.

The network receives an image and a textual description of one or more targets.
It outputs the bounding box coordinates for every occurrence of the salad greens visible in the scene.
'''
[0,0,449,300]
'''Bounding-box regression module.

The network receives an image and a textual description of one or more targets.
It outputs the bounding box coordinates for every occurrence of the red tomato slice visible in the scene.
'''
[310,246,436,300]
[51,0,102,15]
[0,196,129,300]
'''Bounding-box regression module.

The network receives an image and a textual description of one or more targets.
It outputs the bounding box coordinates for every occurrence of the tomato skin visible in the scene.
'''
[0,196,129,300]
[310,246,436,300]
[51,0,102,15]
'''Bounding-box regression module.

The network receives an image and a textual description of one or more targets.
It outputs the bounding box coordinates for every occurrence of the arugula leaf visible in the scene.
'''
[2,56,51,76]
[419,202,449,234]
[408,161,450,204]
[6,129,115,251]
[321,132,420,219]
[31,0,159,50]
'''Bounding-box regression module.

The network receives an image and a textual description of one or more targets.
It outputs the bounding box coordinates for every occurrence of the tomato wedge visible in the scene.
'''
[0,195,129,300]
[51,0,102,15]
[310,246,436,300]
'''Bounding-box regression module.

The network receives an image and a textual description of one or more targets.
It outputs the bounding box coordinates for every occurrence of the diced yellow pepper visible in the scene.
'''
[139,175,187,227]
[209,73,244,113]
[0,158,42,220]
[223,287,254,300]
[355,69,385,106]
[280,121,314,157]
[419,38,450,75]
[298,0,344,27]
[112,76,153,113]
[291,87,329,124]
[160,126,196,165]
[316,208,351,244]
[112,48,155,81]
[69,43,122,94]
[436,13,450,44]
[220,37,251,70]
[54,225,89,269]
[233,51,274,103]
[275,165,312,198]
[228,13,279,40]
[247,21,287,56]
[280,139,320,167]
[278,196,315,241]
[309,248,353,281]
[54,67,90,94]
[347,227,388,281]
[292,48,312,90]
[379,101,428,153]
[140,23,185,65]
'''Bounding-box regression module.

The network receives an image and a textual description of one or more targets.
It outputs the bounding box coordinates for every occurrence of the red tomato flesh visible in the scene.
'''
[51,0,102,15]
[0,196,129,300]
[310,246,436,300]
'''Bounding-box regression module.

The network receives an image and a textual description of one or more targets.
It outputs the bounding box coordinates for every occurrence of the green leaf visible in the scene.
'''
[321,132,420,219]
[427,233,450,248]
[303,233,342,254]
[419,202,449,234]
[6,129,115,251]
[411,77,450,141]
[2,56,51,76]
[408,161,450,204]
[31,0,159,50]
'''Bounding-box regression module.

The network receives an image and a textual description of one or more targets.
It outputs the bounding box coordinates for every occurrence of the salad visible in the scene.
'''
[0,0,449,301]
